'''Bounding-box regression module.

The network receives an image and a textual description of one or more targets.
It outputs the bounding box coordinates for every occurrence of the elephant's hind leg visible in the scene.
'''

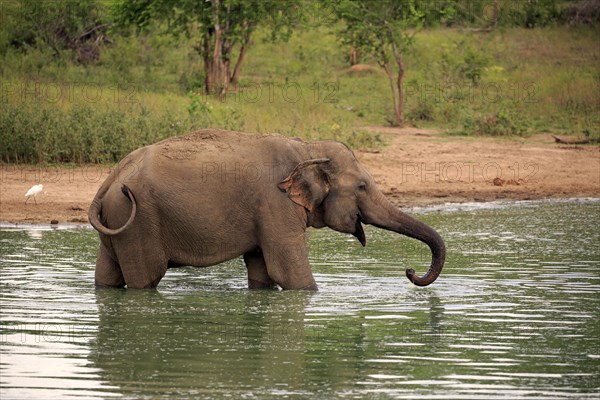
[95,244,125,288]
[113,234,168,289]
[120,257,168,289]
[244,249,277,289]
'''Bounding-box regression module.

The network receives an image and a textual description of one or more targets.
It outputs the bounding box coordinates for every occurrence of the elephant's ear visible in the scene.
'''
[278,158,331,213]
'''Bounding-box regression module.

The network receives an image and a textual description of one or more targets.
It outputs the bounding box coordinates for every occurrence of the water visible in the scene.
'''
[1,200,599,399]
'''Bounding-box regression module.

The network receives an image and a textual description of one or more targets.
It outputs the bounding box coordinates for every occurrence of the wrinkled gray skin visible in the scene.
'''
[89,129,446,290]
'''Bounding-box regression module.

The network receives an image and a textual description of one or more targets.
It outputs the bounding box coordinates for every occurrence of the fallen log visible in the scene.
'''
[551,135,590,145]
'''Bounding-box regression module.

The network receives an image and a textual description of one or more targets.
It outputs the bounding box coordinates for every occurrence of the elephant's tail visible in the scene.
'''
[88,177,137,236]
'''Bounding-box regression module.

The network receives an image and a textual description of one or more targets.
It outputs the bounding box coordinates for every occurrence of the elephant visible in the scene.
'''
[89,129,446,290]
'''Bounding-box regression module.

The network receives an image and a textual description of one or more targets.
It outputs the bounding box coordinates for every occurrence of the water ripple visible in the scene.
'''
[1,201,599,398]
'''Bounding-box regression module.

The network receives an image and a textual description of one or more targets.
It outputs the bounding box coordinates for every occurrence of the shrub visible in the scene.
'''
[407,99,436,122]
[342,130,384,151]
[464,110,529,136]
[0,101,192,163]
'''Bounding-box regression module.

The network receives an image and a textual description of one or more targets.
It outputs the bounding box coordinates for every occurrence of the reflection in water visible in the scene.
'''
[91,289,313,397]
[1,200,599,398]
[25,229,43,240]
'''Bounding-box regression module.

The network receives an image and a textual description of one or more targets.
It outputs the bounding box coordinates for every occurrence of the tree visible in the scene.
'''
[113,0,300,96]
[2,0,109,63]
[330,0,432,125]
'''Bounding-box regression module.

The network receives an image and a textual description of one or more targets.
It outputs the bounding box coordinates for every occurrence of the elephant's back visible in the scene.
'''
[136,129,304,193]
[153,129,235,160]
[152,129,286,156]
[148,129,303,171]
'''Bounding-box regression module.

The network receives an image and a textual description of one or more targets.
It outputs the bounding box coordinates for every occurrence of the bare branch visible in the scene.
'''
[76,23,110,42]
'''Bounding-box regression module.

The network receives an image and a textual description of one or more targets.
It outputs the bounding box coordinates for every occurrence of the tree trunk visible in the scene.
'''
[198,0,253,97]
[490,0,499,30]
[383,26,405,126]
[203,41,229,96]
[203,0,228,98]
[349,46,359,66]
[230,32,252,88]
[382,62,403,126]
[396,57,405,125]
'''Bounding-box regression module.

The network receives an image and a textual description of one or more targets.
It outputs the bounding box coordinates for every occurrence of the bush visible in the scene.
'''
[0,101,191,163]
[464,110,529,136]
[1,21,597,157]
[343,130,384,150]
[460,49,490,86]
[407,99,435,122]
[0,0,109,63]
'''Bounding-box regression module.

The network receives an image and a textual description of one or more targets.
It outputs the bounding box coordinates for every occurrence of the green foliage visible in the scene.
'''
[330,0,425,51]
[462,109,529,137]
[344,130,384,150]
[437,41,491,85]
[405,26,599,137]
[0,0,109,63]
[113,0,298,39]
[112,0,302,94]
[187,93,213,119]
[0,1,597,163]
[406,98,435,122]
[427,0,565,29]
[460,49,490,85]
[501,0,562,28]
[328,0,433,124]
[0,98,191,163]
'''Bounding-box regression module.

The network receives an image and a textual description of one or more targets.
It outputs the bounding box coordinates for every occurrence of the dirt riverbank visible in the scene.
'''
[1,127,598,224]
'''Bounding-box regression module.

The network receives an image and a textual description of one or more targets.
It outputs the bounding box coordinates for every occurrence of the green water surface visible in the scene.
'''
[1,200,599,399]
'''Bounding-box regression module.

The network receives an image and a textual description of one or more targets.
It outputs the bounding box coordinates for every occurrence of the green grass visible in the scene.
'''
[406,26,600,138]
[1,24,598,163]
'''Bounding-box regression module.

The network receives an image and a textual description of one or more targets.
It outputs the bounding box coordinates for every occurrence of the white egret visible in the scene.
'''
[25,184,44,204]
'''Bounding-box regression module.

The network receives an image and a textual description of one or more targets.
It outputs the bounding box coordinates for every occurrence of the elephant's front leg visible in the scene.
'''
[260,236,318,291]
[243,249,277,290]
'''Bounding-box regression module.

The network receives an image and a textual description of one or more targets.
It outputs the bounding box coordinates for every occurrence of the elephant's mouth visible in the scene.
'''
[353,216,366,247]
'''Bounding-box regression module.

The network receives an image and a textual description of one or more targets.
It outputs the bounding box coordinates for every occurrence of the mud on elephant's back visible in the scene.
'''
[157,130,236,160]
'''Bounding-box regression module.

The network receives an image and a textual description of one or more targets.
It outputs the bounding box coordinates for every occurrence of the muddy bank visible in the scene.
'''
[1,128,598,224]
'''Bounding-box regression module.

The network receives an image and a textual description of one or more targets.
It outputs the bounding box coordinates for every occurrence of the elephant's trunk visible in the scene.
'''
[365,194,446,286]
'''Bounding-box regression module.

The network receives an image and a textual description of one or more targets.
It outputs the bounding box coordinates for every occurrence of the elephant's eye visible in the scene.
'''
[357,182,367,192]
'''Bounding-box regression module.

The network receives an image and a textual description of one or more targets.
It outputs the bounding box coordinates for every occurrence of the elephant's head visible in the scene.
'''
[278,141,446,286]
